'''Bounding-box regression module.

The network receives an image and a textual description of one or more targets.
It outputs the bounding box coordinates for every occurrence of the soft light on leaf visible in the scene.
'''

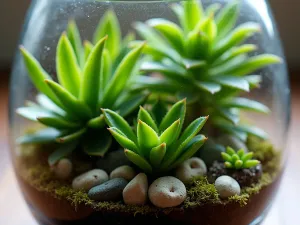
[108,127,139,152]
[93,10,121,59]
[138,106,159,132]
[102,109,137,142]
[67,20,84,68]
[80,36,107,113]
[19,47,61,107]
[56,33,81,97]
[150,143,167,168]
[137,120,160,155]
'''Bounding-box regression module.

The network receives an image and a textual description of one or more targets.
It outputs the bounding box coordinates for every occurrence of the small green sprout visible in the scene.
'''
[102,99,208,173]
[221,147,260,169]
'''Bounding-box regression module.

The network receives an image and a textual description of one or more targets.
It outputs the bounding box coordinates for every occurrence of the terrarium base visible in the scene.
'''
[18,173,282,225]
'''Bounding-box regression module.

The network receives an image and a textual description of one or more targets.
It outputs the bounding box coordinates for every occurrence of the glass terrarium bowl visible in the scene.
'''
[9,0,290,225]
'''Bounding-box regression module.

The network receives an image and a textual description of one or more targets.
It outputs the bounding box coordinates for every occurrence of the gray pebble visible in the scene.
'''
[72,169,108,191]
[123,173,148,205]
[217,134,248,152]
[96,150,131,173]
[215,175,241,199]
[110,165,136,181]
[175,157,207,184]
[149,176,186,208]
[51,158,72,180]
[88,178,128,201]
[198,139,225,167]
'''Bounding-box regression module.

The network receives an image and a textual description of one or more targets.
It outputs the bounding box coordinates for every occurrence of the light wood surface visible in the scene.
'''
[0,77,299,225]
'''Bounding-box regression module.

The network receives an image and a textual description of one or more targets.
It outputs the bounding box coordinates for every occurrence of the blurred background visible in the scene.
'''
[0,0,299,224]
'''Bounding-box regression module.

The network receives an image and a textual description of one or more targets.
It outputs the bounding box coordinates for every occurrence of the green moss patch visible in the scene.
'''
[17,137,281,215]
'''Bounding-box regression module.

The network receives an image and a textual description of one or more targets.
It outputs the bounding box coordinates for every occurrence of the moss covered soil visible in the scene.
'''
[16,136,281,216]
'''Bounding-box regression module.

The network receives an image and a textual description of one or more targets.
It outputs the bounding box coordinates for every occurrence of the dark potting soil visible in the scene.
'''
[17,173,282,225]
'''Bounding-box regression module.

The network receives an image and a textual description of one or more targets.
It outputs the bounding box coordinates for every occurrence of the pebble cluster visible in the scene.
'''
[54,152,243,208]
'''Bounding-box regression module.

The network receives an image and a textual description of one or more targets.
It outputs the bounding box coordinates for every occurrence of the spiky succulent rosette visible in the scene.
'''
[102,99,208,173]
[132,0,280,142]
[17,12,146,165]
[221,147,260,169]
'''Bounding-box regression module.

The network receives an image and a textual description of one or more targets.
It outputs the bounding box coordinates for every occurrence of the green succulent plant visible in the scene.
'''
[132,0,280,142]
[221,147,260,169]
[17,11,147,166]
[102,99,208,173]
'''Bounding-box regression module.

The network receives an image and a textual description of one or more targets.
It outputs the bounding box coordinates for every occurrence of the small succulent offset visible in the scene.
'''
[102,99,208,173]
[17,11,146,165]
[133,0,280,142]
[221,147,260,169]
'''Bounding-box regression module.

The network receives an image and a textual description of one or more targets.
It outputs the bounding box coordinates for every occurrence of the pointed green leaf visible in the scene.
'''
[102,43,144,108]
[241,152,254,162]
[99,49,112,100]
[237,149,245,158]
[132,76,179,94]
[134,22,183,65]
[212,76,249,92]
[164,116,208,168]
[235,125,268,139]
[147,18,185,53]
[186,30,209,59]
[171,4,185,32]
[102,109,137,142]
[227,54,282,76]
[235,160,243,169]
[37,116,80,129]
[48,142,78,166]
[56,33,81,97]
[56,128,87,144]
[17,106,56,122]
[36,94,66,117]
[159,119,180,146]
[83,130,112,157]
[45,80,92,120]
[221,152,232,162]
[212,22,261,60]
[226,146,236,155]
[108,127,138,152]
[183,0,204,32]
[93,10,121,59]
[137,120,160,154]
[117,94,148,118]
[170,135,207,169]
[67,20,84,68]
[151,99,168,125]
[196,81,221,94]
[138,106,158,132]
[183,59,207,70]
[224,162,233,168]
[221,98,270,114]
[150,143,166,168]
[159,99,186,134]
[19,47,61,107]
[216,0,239,39]
[80,36,107,112]
[214,44,257,67]
[176,116,208,150]
[17,128,63,144]
[84,40,94,62]
[87,114,106,129]
[209,54,248,76]
[231,154,240,163]
[125,149,152,173]
[244,160,260,168]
